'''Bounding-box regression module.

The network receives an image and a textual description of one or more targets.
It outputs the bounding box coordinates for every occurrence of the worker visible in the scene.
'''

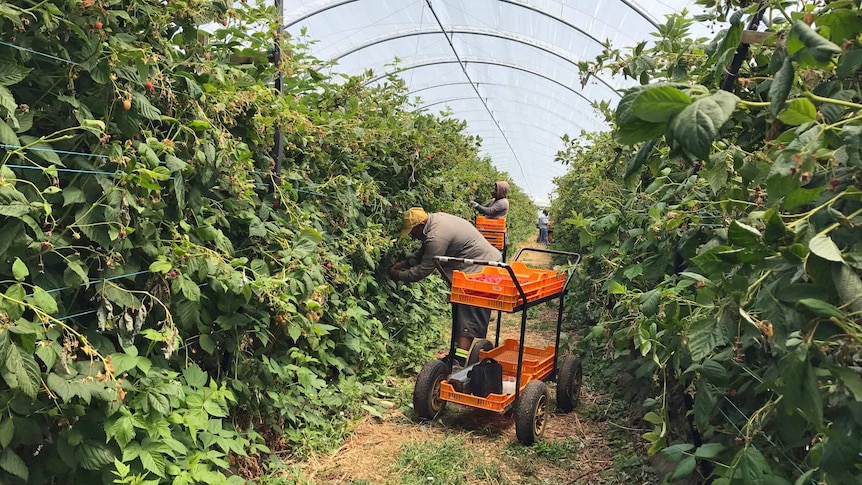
[537,209,550,244]
[471,181,509,219]
[389,207,502,366]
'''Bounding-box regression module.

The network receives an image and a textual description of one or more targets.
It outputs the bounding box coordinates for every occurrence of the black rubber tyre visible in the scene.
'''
[514,380,549,446]
[467,338,494,365]
[556,355,583,413]
[413,359,449,420]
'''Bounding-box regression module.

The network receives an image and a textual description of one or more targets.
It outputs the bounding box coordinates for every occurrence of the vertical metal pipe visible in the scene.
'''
[720,0,768,92]
[272,0,285,188]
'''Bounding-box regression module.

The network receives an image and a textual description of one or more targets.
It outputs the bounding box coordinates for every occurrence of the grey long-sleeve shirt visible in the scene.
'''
[474,198,509,219]
[397,212,502,283]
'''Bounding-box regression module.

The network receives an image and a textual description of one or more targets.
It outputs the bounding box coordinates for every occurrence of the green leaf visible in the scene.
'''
[0,63,32,86]
[784,186,823,210]
[671,456,696,481]
[738,446,770,485]
[809,234,843,262]
[3,341,40,398]
[608,281,626,295]
[797,298,843,318]
[625,139,656,182]
[31,286,58,314]
[660,443,694,462]
[148,258,172,274]
[0,119,19,146]
[139,450,166,477]
[0,418,14,449]
[198,333,215,355]
[165,155,187,172]
[65,260,89,287]
[110,352,137,376]
[788,20,843,63]
[769,57,795,116]
[699,360,728,383]
[17,137,63,166]
[179,275,201,302]
[687,317,724,361]
[703,160,728,193]
[670,91,740,159]
[78,440,115,471]
[794,470,817,485]
[778,98,817,126]
[106,415,136,447]
[644,411,665,425]
[779,348,823,426]
[1,284,25,321]
[0,448,28,481]
[47,373,74,401]
[11,258,28,281]
[837,49,862,79]
[727,221,761,247]
[132,92,161,120]
[832,264,862,314]
[183,364,208,389]
[834,367,862,401]
[0,85,15,115]
[203,399,227,417]
[694,443,725,459]
[818,9,862,43]
[630,85,692,123]
[639,289,660,316]
[615,88,668,145]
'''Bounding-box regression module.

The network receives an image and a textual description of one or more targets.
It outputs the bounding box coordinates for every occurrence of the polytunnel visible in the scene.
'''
[282,0,714,204]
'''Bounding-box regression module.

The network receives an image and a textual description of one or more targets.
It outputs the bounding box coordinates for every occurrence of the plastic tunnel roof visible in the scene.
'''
[284,0,709,203]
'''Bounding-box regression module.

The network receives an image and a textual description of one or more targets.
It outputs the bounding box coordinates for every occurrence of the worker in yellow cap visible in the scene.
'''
[389,207,502,366]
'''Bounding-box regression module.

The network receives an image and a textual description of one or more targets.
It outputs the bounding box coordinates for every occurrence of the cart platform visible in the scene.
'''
[439,339,555,412]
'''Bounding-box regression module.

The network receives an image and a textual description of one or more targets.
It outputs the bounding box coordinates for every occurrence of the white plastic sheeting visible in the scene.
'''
[284,0,706,202]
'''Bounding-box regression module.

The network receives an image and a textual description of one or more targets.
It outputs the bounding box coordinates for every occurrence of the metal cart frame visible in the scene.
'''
[413,247,582,445]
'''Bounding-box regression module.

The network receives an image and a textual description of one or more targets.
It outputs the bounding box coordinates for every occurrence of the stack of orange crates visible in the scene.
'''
[475,216,506,250]
[449,262,565,311]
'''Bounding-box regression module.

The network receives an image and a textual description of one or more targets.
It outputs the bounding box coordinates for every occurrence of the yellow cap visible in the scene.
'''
[400,207,428,238]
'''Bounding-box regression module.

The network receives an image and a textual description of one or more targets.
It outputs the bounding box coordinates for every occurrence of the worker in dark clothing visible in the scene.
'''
[389,207,502,366]
[471,181,509,219]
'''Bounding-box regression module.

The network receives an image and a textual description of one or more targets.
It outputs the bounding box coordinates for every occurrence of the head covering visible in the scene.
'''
[494,181,510,199]
[400,207,428,238]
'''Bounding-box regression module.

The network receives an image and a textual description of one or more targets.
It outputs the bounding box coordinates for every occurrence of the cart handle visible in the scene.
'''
[513,247,581,265]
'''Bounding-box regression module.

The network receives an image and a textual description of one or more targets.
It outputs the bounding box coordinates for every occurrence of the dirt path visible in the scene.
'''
[292,238,652,484]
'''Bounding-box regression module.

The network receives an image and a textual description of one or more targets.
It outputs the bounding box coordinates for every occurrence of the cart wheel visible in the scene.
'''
[514,380,549,446]
[467,339,494,365]
[556,355,583,413]
[413,359,449,420]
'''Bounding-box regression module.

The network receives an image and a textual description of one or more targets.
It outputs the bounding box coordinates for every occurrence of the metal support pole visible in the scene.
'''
[720,0,768,92]
[271,0,285,189]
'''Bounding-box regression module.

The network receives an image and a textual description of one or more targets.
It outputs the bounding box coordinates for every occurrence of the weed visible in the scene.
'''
[395,436,510,485]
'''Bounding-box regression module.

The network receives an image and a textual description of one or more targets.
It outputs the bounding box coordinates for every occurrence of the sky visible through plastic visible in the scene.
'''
[284,0,712,204]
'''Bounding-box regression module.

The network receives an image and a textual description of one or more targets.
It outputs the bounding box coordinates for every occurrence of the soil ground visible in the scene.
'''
[291,238,658,484]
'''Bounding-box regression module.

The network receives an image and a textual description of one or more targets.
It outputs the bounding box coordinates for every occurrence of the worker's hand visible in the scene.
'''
[470,200,479,209]
[388,267,400,281]
[389,262,403,281]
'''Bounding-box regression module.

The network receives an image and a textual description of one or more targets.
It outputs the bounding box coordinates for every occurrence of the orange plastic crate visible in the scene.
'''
[479,230,505,250]
[478,339,555,377]
[450,264,564,311]
[439,340,555,412]
[476,216,506,231]
[439,380,515,412]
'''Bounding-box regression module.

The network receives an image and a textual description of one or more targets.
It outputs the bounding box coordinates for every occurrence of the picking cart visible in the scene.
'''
[413,248,583,445]
[475,215,507,261]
